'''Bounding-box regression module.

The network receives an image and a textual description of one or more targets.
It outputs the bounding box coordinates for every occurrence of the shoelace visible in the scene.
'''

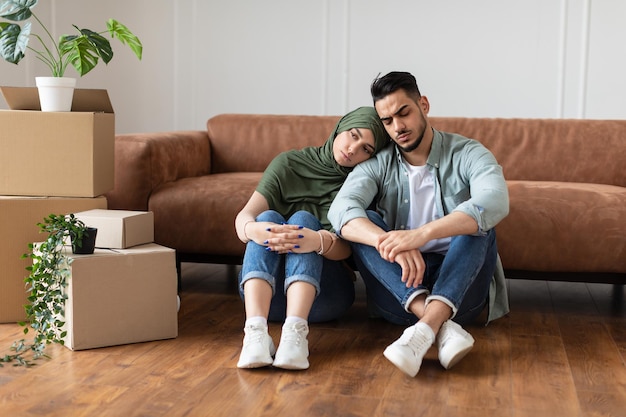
[400,327,432,353]
[281,323,306,345]
[244,325,267,345]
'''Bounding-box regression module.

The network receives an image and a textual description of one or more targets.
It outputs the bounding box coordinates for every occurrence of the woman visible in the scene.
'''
[234,106,390,370]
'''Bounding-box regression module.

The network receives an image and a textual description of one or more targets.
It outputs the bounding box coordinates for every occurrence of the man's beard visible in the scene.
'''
[398,126,426,153]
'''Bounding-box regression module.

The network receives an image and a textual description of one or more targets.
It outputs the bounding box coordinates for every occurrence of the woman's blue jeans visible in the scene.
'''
[239,210,355,323]
[352,211,496,326]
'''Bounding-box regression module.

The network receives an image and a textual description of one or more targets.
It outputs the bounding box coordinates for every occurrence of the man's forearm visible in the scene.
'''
[340,217,385,247]
[419,211,479,242]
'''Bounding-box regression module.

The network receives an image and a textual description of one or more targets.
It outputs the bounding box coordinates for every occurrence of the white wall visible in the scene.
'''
[1,0,624,133]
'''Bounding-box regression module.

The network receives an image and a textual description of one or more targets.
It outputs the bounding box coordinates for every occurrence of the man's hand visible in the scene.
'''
[376,230,426,287]
[376,229,427,262]
[393,249,425,288]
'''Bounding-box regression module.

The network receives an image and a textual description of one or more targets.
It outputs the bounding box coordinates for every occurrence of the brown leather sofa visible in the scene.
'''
[105,115,626,285]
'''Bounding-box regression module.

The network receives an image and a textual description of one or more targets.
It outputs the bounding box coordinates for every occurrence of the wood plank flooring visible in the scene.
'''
[0,263,624,417]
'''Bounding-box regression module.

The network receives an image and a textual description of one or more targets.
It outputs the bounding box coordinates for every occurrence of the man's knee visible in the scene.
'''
[365,210,390,231]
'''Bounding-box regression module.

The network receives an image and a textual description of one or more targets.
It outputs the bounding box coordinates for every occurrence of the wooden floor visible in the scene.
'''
[0,263,624,417]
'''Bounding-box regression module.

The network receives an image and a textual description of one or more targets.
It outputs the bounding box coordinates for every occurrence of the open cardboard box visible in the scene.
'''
[0,87,114,197]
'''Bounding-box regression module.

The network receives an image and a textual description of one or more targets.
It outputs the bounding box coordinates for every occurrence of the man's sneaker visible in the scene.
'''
[436,320,475,369]
[272,321,310,370]
[383,322,435,377]
[237,324,276,368]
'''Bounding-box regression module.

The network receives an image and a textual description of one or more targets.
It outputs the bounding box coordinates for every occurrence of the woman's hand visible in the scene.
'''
[244,221,276,245]
[263,224,320,254]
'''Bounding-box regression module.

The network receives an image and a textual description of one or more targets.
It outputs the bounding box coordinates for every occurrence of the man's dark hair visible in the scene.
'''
[370,71,421,104]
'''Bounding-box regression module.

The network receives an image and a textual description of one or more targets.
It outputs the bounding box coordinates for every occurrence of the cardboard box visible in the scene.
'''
[61,243,178,350]
[0,87,115,197]
[74,209,154,249]
[0,196,107,323]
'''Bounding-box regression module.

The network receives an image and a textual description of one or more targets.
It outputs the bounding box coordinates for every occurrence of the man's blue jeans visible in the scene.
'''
[351,211,496,326]
[239,210,355,323]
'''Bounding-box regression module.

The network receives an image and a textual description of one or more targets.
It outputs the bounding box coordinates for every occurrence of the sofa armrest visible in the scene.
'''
[105,131,210,210]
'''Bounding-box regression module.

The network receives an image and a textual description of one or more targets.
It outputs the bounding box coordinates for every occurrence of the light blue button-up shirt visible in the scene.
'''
[329,128,510,323]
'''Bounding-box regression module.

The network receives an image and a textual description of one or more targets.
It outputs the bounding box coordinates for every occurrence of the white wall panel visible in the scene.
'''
[69,0,177,134]
[1,0,624,133]
[347,0,564,118]
[585,0,626,119]
[192,1,328,121]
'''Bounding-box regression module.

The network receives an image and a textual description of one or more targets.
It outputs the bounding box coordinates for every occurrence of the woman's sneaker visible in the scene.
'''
[273,321,310,370]
[383,322,435,377]
[436,320,474,369]
[237,324,276,368]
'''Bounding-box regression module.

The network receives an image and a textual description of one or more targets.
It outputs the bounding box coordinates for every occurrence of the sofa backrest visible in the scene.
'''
[431,117,626,187]
[207,114,340,173]
[207,114,625,187]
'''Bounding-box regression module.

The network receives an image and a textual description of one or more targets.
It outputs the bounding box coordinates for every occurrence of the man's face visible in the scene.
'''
[374,89,430,153]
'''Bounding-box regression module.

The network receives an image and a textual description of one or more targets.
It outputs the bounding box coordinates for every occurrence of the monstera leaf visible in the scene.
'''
[0,0,142,77]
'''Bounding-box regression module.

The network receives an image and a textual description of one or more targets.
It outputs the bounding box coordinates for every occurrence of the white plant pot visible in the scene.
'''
[35,76,77,112]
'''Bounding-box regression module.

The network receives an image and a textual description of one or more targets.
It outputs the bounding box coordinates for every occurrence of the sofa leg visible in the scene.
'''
[175,254,182,293]
[612,284,624,313]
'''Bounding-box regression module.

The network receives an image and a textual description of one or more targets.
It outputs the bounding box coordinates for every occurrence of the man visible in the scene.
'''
[328,71,510,377]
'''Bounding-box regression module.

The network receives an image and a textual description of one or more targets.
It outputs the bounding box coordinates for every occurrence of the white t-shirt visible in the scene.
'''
[405,162,451,254]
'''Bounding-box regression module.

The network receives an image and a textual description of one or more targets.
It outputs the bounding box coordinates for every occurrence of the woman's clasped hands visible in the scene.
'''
[250,222,321,254]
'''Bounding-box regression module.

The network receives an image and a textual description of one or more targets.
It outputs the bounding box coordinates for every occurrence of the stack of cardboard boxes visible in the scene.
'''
[0,87,177,350]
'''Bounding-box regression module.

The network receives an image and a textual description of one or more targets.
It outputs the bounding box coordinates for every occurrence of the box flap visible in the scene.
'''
[0,86,114,113]
[0,86,39,110]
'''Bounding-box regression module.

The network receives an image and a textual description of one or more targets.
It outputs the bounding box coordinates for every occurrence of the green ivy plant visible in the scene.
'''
[0,0,142,77]
[0,214,89,367]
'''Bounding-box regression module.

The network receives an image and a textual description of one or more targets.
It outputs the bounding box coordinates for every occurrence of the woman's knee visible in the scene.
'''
[256,210,285,223]
[289,210,322,230]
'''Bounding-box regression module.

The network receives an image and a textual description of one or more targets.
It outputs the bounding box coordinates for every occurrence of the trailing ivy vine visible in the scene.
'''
[1,214,88,367]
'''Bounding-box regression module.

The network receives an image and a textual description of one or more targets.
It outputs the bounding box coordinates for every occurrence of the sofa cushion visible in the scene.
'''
[496,180,626,273]
[149,172,262,256]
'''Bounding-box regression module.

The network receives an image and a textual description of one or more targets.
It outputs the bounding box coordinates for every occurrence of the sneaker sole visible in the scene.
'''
[272,361,309,370]
[237,357,274,369]
[439,343,473,369]
[383,346,419,377]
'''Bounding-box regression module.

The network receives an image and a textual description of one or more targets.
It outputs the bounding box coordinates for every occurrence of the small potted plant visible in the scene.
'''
[37,213,98,254]
[0,213,96,367]
[0,0,143,111]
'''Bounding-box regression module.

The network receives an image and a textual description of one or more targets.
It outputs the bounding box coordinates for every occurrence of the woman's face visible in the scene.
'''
[332,128,376,168]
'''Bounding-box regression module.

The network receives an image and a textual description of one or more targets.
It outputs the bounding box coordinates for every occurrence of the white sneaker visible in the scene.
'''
[436,320,475,369]
[272,322,309,370]
[237,324,276,368]
[383,322,434,377]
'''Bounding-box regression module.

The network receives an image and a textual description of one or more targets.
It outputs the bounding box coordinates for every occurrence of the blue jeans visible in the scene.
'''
[352,211,496,326]
[239,210,355,323]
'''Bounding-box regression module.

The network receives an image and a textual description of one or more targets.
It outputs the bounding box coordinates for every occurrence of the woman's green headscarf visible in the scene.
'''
[256,106,390,230]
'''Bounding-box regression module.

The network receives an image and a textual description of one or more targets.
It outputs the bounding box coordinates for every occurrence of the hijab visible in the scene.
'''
[256,106,390,230]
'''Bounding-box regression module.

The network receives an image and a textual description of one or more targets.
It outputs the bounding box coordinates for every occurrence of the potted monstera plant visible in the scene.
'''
[0,0,142,111]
